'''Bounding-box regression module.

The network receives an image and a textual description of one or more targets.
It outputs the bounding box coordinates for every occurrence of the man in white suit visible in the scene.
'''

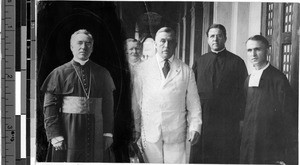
[132,27,202,163]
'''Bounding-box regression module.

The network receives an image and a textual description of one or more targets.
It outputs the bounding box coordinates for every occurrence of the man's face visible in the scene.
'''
[126,41,140,64]
[70,33,93,61]
[155,32,177,59]
[207,28,226,51]
[246,40,268,68]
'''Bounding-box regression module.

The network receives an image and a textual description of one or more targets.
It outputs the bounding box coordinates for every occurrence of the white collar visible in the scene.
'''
[156,53,174,63]
[155,53,174,79]
[73,58,89,65]
[249,62,270,87]
[211,47,226,54]
[252,62,269,73]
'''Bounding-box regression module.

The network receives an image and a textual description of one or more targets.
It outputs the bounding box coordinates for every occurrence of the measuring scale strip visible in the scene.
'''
[2,0,16,165]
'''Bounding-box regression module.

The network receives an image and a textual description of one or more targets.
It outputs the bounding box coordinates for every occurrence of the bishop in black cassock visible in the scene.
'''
[41,29,115,162]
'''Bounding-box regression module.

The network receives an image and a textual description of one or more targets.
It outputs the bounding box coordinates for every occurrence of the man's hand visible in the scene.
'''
[188,131,200,145]
[52,140,66,151]
[51,136,66,151]
[104,136,113,150]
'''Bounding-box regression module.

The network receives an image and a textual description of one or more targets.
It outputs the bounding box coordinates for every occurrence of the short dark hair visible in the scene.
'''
[246,35,269,48]
[206,24,227,38]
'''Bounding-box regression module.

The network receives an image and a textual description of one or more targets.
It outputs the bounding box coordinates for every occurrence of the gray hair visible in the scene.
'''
[70,29,94,45]
[155,27,176,42]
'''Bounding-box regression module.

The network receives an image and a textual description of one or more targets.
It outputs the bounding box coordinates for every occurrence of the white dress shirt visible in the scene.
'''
[156,53,174,79]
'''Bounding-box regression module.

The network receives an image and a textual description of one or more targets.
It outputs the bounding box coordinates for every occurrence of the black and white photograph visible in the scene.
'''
[34,1,299,164]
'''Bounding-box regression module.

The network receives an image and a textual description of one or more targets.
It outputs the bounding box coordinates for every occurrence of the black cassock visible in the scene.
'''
[190,50,248,163]
[240,65,297,164]
[41,60,115,162]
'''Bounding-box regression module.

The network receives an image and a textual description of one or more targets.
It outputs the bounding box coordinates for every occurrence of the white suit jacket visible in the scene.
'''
[132,55,202,144]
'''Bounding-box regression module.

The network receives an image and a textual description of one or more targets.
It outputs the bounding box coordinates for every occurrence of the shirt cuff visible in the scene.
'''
[103,133,113,137]
[51,136,64,145]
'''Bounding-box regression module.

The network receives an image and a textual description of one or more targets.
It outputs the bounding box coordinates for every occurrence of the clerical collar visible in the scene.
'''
[211,47,226,54]
[72,58,89,66]
[249,62,270,87]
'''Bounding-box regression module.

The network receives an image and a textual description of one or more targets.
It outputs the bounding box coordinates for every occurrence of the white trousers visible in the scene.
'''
[142,137,186,163]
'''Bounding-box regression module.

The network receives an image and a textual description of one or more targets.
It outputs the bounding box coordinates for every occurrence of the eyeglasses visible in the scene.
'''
[157,39,176,46]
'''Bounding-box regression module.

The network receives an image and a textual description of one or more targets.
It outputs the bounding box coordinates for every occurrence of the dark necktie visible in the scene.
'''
[162,59,170,78]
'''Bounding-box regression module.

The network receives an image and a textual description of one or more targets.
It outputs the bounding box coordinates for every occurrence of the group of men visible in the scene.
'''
[41,24,297,164]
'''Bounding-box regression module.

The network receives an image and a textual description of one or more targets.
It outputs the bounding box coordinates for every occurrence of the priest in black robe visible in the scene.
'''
[240,35,297,164]
[190,24,248,163]
[41,29,115,162]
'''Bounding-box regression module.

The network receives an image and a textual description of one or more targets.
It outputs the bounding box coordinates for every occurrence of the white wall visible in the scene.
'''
[248,3,262,37]
[214,2,233,49]
[247,2,262,73]
[213,2,262,74]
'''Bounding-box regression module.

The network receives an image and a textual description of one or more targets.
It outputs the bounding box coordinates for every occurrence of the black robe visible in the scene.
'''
[41,60,115,162]
[190,50,248,163]
[240,65,297,164]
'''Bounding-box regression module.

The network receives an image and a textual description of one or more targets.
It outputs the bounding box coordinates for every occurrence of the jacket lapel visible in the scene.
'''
[163,58,181,86]
[146,56,163,81]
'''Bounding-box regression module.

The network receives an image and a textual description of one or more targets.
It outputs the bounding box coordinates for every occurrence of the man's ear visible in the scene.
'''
[266,47,270,57]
